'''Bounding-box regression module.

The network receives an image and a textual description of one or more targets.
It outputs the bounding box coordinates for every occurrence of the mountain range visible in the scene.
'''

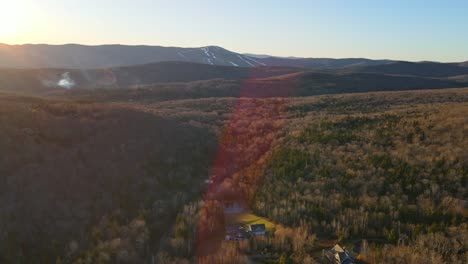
[0,43,403,69]
[0,44,266,68]
[1,43,468,98]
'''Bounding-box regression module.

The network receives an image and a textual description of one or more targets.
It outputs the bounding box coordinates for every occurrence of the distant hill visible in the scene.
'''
[0,44,268,68]
[105,62,301,87]
[236,71,467,98]
[343,61,468,77]
[254,57,394,69]
[448,74,468,82]
[61,70,468,103]
[0,61,303,93]
[1,43,396,69]
[1,60,467,99]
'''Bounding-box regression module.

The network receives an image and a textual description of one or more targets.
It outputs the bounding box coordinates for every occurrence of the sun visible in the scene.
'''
[0,1,29,40]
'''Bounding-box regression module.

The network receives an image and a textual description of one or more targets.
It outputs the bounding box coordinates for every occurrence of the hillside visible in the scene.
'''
[255,56,393,69]
[103,62,300,87]
[3,62,467,99]
[448,74,468,83]
[60,71,468,103]
[148,88,468,263]
[0,62,303,94]
[343,61,468,77]
[0,88,466,263]
[0,93,217,263]
[252,71,466,96]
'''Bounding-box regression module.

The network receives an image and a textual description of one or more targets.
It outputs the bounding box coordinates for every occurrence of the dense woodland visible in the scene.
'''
[0,87,467,263]
[151,89,467,263]
[0,93,217,263]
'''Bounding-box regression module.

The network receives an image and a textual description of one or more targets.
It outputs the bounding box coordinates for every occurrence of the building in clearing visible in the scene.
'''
[329,244,354,264]
[247,224,266,235]
[225,225,248,241]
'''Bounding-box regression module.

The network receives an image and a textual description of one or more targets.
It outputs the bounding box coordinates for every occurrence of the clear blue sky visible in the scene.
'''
[3,0,468,62]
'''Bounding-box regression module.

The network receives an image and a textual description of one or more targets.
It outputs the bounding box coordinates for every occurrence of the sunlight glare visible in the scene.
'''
[0,1,30,40]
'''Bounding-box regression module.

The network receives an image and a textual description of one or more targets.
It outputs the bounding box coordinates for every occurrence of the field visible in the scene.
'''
[225,213,277,232]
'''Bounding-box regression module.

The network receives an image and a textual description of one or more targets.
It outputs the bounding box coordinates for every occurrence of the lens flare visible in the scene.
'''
[196,68,295,260]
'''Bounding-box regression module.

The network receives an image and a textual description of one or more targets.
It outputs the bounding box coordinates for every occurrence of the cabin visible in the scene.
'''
[247,224,266,236]
[225,225,248,241]
[328,244,354,264]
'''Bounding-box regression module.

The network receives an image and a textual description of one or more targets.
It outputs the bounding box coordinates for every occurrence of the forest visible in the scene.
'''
[0,88,466,263]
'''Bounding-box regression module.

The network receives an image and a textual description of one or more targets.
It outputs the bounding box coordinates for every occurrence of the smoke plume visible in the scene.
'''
[57,72,75,89]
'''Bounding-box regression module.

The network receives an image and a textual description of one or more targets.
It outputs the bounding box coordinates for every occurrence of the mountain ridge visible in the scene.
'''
[0,43,400,69]
[341,61,468,77]
[0,43,265,68]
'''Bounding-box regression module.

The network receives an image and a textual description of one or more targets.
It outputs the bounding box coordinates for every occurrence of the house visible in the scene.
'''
[329,244,355,264]
[247,224,266,236]
[225,225,248,241]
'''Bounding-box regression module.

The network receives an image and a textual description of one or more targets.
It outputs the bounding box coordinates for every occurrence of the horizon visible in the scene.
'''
[1,1,467,63]
[1,42,467,64]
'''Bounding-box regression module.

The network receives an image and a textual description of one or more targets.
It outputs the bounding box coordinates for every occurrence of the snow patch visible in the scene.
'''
[201,47,216,64]
[177,52,187,59]
[201,47,211,58]
[204,57,214,65]
[237,55,255,67]
[245,56,266,66]
[229,61,239,67]
[210,51,217,59]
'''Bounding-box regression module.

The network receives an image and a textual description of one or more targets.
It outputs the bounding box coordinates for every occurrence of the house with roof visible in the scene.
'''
[225,225,248,241]
[325,244,354,264]
[247,224,266,236]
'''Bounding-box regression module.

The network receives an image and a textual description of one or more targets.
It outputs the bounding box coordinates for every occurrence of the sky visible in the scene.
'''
[1,0,467,62]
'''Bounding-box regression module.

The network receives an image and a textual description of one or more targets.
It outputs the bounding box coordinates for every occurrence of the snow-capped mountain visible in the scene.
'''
[175,46,265,67]
[0,43,265,69]
[0,43,395,69]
